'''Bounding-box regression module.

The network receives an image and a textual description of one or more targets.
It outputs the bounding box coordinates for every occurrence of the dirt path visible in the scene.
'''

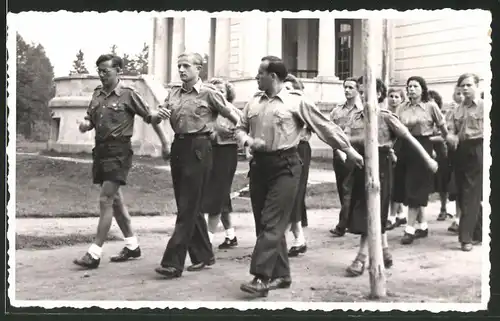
[14,202,483,303]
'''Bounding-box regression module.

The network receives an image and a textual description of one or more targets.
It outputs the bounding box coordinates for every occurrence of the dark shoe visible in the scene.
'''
[288,244,307,257]
[386,220,397,231]
[401,232,415,245]
[155,266,182,279]
[415,229,429,239]
[383,248,393,269]
[73,252,100,269]
[329,227,345,237]
[218,237,238,249]
[346,257,366,277]
[472,240,482,246]
[110,246,141,262]
[186,257,215,272]
[448,221,459,233]
[437,211,448,221]
[461,243,473,252]
[269,277,292,290]
[240,278,269,297]
[395,217,407,227]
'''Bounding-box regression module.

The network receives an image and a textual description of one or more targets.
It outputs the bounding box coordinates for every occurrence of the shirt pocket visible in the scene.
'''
[109,103,129,124]
[194,99,211,117]
[466,112,483,132]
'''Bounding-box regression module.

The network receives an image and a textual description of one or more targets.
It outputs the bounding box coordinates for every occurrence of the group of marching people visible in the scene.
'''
[74,51,483,298]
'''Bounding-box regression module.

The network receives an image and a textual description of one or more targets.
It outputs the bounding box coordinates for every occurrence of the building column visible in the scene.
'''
[267,18,282,57]
[149,17,170,87]
[317,17,338,80]
[170,17,186,84]
[208,18,217,79]
[214,18,231,78]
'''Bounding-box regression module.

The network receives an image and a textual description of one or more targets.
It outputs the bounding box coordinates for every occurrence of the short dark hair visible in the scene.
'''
[428,90,443,110]
[343,77,359,89]
[261,56,288,81]
[178,52,204,66]
[357,76,387,103]
[284,74,305,91]
[457,73,480,87]
[96,54,123,69]
[208,78,236,103]
[406,76,430,102]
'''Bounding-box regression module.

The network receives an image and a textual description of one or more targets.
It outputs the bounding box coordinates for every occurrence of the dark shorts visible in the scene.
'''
[347,144,392,235]
[202,144,238,215]
[92,138,133,186]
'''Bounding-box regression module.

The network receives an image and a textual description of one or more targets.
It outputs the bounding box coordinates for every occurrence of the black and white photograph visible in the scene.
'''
[6,9,492,311]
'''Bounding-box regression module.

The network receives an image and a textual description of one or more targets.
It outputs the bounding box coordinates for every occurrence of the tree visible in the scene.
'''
[110,44,118,56]
[16,33,55,140]
[70,49,89,75]
[134,42,149,75]
[199,53,209,81]
[122,53,138,76]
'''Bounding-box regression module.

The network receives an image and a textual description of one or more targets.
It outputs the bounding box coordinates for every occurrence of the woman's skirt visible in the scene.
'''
[201,144,238,215]
[433,141,452,195]
[392,138,405,203]
[395,136,434,207]
[290,140,311,226]
[347,144,393,235]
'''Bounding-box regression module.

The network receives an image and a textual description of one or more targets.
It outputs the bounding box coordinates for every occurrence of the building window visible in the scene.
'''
[335,19,353,80]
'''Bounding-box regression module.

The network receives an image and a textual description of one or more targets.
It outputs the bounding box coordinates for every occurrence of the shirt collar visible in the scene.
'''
[181,78,202,93]
[342,97,363,110]
[259,88,289,103]
[463,98,481,108]
[99,80,124,97]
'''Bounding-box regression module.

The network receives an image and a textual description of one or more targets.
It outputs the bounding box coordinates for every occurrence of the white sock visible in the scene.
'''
[208,232,214,244]
[292,227,306,247]
[454,217,460,224]
[419,222,428,230]
[225,228,235,239]
[388,216,396,224]
[397,211,407,220]
[404,225,416,235]
[88,243,102,260]
[124,236,139,250]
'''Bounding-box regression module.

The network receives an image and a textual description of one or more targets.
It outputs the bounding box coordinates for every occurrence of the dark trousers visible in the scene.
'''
[455,139,483,244]
[160,135,214,271]
[333,154,351,230]
[249,148,302,280]
[291,141,311,227]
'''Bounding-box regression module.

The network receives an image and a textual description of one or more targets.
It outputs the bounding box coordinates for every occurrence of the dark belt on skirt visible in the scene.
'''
[174,132,211,140]
[458,138,483,147]
[95,136,132,145]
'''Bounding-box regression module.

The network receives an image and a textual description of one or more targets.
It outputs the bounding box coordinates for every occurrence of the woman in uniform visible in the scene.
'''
[283,74,311,257]
[396,76,448,245]
[344,77,438,277]
[203,78,242,250]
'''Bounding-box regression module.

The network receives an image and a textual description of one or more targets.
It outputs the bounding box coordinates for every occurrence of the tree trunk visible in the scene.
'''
[362,18,387,299]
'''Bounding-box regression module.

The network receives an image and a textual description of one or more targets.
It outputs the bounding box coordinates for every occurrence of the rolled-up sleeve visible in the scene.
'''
[234,103,251,147]
[295,97,350,150]
[381,109,410,138]
[446,109,458,136]
[129,90,152,122]
[84,96,97,130]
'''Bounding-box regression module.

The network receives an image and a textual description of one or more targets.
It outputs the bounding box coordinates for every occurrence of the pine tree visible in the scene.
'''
[110,44,118,56]
[134,42,149,75]
[70,49,89,75]
[122,53,138,76]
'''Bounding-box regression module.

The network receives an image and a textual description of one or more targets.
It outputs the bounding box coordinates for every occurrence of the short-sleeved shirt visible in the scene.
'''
[447,98,484,141]
[235,89,350,152]
[396,100,445,136]
[211,103,243,145]
[160,78,235,134]
[329,98,364,131]
[344,108,409,148]
[85,81,152,142]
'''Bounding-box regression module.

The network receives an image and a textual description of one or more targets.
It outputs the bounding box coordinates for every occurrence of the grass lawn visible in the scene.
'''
[16,154,342,219]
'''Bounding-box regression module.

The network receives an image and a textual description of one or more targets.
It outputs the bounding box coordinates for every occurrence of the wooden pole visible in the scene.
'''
[208,18,217,80]
[381,19,390,87]
[361,19,387,299]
